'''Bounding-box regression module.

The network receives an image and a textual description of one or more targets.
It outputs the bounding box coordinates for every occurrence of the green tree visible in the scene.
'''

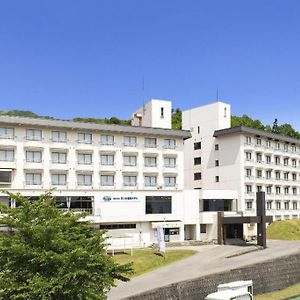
[0,192,132,300]
[172,108,182,129]
[231,114,265,130]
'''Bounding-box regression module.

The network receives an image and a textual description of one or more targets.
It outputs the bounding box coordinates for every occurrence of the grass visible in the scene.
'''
[112,248,196,277]
[256,281,300,300]
[267,219,300,240]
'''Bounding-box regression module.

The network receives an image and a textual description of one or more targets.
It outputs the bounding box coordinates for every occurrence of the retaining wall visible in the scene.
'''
[126,252,300,300]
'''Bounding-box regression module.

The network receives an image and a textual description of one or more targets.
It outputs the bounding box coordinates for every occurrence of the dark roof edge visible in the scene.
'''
[214,126,300,144]
[0,115,191,139]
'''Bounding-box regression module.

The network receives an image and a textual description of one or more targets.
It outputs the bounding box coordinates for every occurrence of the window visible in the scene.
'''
[77,153,92,165]
[215,176,219,182]
[52,131,67,142]
[256,170,262,178]
[77,174,92,186]
[292,146,297,153]
[245,136,252,145]
[0,127,14,139]
[51,174,67,186]
[284,144,288,152]
[292,159,297,168]
[284,172,289,181]
[293,202,298,210]
[25,173,42,185]
[284,187,289,195]
[145,138,157,148]
[26,151,42,163]
[78,133,92,144]
[256,153,262,162]
[275,171,281,180]
[202,199,235,212]
[246,169,252,177]
[160,107,164,118]
[256,138,262,145]
[246,201,253,210]
[275,156,280,165]
[284,158,289,166]
[293,187,297,195]
[100,223,136,230]
[267,201,272,210]
[194,172,202,180]
[164,139,176,149]
[293,173,297,181]
[123,155,137,166]
[145,156,157,167]
[215,160,219,167]
[266,155,271,164]
[26,129,42,141]
[276,201,281,210]
[194,142,201,150]
[266,170,271,179]
[100,154,114,165]
[101,135,114,145]
[144,176,157,187]
[124,136,137,147]
[266,186,272,194]
[146,196,171,214]
[164,157,176,168]
[284,201,290,210]
[164,176,176,187]
[0,150,14,162]
[266,140,272,148]
[246,185,252,194]
[197,126,200,134]
[276,142,280,150]
[276,186,281,195]
[245,152,252,160]
[194,157,201,165]
[200,224,206,233]
[215,144,219,151]
[100,175,114,186]
[51,152,67,164]
[0,171,11,183]
[257,185,262,192]
[123,175,137,186]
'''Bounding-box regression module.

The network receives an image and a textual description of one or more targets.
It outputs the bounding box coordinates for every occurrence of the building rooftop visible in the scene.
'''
[214,126,300,145]
[0,115,191,139]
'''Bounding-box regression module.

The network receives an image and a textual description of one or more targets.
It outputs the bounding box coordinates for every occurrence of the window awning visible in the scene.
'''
[152,221,182,229]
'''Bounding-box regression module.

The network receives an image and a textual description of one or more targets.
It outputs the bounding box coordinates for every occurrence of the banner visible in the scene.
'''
[156,225,166,253]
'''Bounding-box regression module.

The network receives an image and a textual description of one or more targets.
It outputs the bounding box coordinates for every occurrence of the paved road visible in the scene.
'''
[108,240,300,300]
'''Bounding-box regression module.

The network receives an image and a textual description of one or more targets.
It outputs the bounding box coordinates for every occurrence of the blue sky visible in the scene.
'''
[0,1,300,128]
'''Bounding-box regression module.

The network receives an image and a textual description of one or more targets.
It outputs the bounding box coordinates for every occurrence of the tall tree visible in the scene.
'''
[0,192,132,300]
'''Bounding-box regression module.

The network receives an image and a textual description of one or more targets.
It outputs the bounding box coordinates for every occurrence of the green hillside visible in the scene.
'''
[267,219,300,240]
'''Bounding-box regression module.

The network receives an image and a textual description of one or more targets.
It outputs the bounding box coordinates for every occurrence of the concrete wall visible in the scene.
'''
[126,252,300,300]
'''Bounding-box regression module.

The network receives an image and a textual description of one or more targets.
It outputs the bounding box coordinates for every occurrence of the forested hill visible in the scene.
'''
[0,109,300,139]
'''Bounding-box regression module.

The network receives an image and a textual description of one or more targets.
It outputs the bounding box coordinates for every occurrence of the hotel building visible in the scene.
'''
[183,101,300,239]
[0,100,200,247]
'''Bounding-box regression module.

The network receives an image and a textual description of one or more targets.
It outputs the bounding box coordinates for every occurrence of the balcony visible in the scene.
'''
[23,181,44,189]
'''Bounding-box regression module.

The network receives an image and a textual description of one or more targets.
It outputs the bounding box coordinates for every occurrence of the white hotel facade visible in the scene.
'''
[1,99,299,244]
[0,100,200,247]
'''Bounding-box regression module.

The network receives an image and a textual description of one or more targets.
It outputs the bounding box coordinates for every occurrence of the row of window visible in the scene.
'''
[245,136,300,153]
[0,150,177,167]
[0,127,177,148]
[245,184,298,195]
[245,152,300,167]
[245,169,300,181]
[246,200,299,211]
[23,173,177,187]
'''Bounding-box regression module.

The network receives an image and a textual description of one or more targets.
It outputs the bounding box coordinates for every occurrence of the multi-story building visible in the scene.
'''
[0,100,200,247]
[183,101,300,239]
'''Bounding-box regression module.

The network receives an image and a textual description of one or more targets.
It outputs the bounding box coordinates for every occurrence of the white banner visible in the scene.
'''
[156,225,166,253]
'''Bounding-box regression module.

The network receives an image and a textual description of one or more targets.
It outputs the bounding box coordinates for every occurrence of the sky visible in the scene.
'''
[0,1,300,128]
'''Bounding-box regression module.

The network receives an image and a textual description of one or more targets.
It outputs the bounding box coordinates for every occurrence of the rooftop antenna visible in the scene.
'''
[216,88,219,101]
[142,76,146,115]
